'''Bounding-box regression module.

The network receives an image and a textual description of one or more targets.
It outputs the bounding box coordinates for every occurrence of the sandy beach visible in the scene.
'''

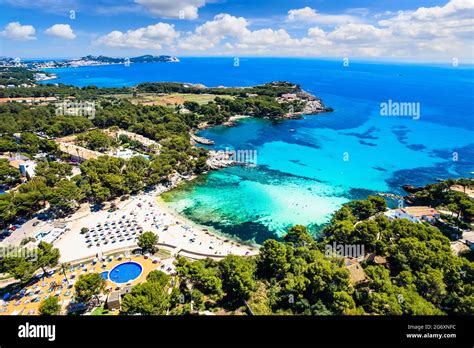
[2,187,258,263]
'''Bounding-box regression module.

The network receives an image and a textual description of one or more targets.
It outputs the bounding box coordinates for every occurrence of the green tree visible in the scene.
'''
[219,255,256,301]
[35,242,60,275]
[121,282,170,315]
[0,158,20,188]
[74,273,106,303]
[137,231,158,253]
[257,239,289,279]
[35,161,72,186]
[48,180,83,214]
[146,270,170,287]
[39,296,61,315]
[0,256,36,283]
[283,225,315,247]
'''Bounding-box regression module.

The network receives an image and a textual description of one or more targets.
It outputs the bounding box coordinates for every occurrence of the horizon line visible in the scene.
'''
[10,55,474,67]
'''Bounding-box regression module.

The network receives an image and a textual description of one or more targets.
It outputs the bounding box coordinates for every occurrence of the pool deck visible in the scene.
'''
[0,254,172,316]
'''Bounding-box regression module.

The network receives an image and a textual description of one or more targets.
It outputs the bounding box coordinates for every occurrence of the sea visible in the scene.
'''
[41,57,474,243]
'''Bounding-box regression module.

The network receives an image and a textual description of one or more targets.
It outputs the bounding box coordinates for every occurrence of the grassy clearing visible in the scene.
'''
[91,304,112,316]
[109,93,234,106]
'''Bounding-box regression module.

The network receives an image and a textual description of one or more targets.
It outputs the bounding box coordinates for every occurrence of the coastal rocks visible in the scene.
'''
[190,133,215,145]
[279,89,334,118]
[377,192,403,200]
[302,100,332,115]
[206,150,237,169]
[221,121,236,127]
[402,185,423,193]
[403,195,417,205]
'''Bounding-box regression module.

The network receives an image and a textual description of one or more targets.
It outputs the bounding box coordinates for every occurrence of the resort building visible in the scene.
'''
[462,231,474,250]
[344,258,367,285]
[0,96,58,105]
[19,161,37,179]
[365,253,388,266]
[57,142,102,162]
[2,153,36,180]
[108,148,149,160]
[106,285,133,311]
[105,128,161,154]
[384,206,439,224]
[280,93,297,100]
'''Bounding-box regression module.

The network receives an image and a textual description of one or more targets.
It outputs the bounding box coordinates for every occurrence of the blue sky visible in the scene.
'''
[0,0,472,62]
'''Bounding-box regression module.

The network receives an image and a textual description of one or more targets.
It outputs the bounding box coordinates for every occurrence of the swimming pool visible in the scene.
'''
[108,262,143,284]
[100,271,109,280]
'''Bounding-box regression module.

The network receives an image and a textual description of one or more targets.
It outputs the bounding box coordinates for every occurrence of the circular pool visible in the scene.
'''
[108,262,143,284]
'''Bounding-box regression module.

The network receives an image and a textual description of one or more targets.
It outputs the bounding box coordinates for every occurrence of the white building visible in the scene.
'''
[384,206,439,224]
[19,160,37,179]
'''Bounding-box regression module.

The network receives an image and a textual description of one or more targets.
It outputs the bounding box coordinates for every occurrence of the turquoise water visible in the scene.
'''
[108,262,142,284]
[100,271,109,280]
[42,58,474,243]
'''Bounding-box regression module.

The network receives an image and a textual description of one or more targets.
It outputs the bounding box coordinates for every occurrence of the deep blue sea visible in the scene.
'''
[43,58,474,243]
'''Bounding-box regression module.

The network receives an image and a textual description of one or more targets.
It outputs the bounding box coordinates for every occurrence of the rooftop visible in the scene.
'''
[402,206,439,218]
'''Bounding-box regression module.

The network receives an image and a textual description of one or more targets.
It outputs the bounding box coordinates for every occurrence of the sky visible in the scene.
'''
[0,0,473,62]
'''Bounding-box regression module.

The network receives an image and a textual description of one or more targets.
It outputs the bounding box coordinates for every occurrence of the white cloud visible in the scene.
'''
[237,29,297,51]
[287,7,358,26]
[0,22,36,41]
[45,24,76,40]
[95,23,179,49]
[327,23,388,43]
[378,0,474,39]
[178,13,248,50]
[89,0,473,61]
[135,0,207,19]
